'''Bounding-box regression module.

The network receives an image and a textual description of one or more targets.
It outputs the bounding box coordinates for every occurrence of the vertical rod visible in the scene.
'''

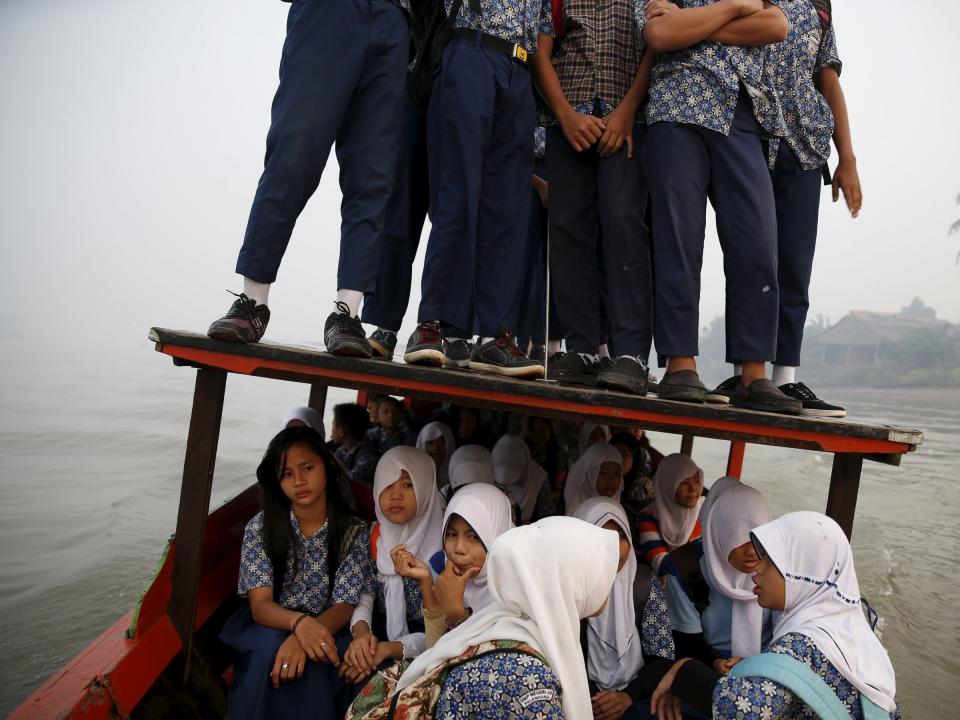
[726,441,746,478]
[825,453,863,540]
[308,382,328,415]
[169,367,227,676]
[680,434,694,457]
[543,222,552,379]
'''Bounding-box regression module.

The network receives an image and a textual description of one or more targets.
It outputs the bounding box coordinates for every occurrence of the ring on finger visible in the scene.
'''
[281,662,290,670]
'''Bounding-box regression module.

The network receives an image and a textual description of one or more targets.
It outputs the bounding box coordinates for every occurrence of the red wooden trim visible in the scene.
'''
[726,441,746,479]
[160,344,915,456]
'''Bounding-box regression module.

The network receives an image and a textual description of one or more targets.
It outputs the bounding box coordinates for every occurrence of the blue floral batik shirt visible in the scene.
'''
[640,0,787,137]
[238,511,369,615]
[766,2,842,169]
[447,0,555,54]
[437,652,564,718]
[713,632,902,719]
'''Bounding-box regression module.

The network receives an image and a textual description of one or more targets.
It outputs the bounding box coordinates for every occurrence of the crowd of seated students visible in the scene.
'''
[221,402,899,720]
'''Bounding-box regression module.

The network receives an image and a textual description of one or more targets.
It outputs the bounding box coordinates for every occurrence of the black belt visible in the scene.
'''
[449,28,529,67]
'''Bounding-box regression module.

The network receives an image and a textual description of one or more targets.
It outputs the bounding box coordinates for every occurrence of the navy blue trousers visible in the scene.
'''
[418,34,535,337]
[547,124,653,358]
[771,143,822,367]
[643,92,779,367]
[361,96,430,331]
[220,606,356,720]
[235,0,408,292]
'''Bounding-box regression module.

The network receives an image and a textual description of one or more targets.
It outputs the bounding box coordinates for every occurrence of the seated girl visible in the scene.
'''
[579,421,612,458]
[391,516,621,718]
[609,431,656,511]
[564,441,624,516]
[492,434,557,524]
[331,403,380,488]
[340,447,444,684]
[220,426,369,720]
[395,482,514,647]
[521,415,570,496]
[651,512,900,720]
[439,443,495,504]
[574,497,676,720]
[416,420,455,490]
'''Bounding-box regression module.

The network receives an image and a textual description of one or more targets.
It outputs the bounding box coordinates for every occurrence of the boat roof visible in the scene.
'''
[149,328,923,462]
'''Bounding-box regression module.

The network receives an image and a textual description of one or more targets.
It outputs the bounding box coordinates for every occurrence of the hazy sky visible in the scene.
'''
[2,0,959,356]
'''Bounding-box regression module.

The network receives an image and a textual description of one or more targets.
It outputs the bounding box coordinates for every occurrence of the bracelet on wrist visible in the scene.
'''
[444,607,472,631]
[291,612,310,633]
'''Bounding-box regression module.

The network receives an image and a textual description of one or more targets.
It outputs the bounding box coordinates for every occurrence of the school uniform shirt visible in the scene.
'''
[712,633,902,719]
[365,425,417,453]
[238,511,369,615]
[639,0,787,137]
[447,0,555,53]
[699,555,774,659]
[334,441,381,486]
[766,1,843,169]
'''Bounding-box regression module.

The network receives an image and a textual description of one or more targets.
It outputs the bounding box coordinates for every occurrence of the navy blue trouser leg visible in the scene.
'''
[550,125,652,357]
[236,0,408,292]
[643,94,778,366]
[771,143,822,367]
[419,37,534,337]
[361,97,430,330]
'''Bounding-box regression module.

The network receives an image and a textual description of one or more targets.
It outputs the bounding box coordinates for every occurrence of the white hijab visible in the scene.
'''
[698,475,739,523]
[397,517,620,719]
[280,406,325,439]
[701,481,769,658]
[447,444,495,490]
[752,512,898,713]
[651,453,703,550]
[574,497,645,691]
[373,447,445,640]
[416,421,456,488]
[578,422,611,457]
[492,434,548,523]
[564,442,623,517]
[442,483,514,612]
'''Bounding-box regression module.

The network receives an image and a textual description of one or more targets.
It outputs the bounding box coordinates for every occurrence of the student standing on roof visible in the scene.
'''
[532,0,656,396]
[639,0,804,415]
[206,0,409,356]
[401,0,554,379]
[706,0,860,418]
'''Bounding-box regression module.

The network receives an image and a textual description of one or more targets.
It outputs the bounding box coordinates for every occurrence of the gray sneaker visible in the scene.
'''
[324,301,372,358]
[731,378,802,416]
[468,333,545,379]
[369,329,397,360]
[443,338,473,368]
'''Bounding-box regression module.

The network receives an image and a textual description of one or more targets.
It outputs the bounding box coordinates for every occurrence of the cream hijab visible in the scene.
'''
[397,517,619,719]
[564,442,623,516]
[651,453,703,550]
[447,444,495,490]
[752,512,897,713]
[574,497,646,692]
[578,422,611,457]
[416,421,456,488]
[373,447,445,640]
[492,434,548,523]
[442,482,514,612]
[280,406,325,439]
[698,475,739,523]
[701,481,769,658]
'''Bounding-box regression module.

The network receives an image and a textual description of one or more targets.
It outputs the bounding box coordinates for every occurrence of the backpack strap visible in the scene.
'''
[730,653,853,720]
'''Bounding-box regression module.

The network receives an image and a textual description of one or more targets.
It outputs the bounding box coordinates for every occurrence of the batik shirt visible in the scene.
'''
[238,511,369,615]
[436,652,564,718]
[641,578,677,659]
[766,2,842,169]
[447,0,555,53]
[713,632,902,719]
[640,0,787,137]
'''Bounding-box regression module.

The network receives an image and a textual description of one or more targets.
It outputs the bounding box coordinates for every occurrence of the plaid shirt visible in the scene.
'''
[447,0,555,53]
[642,0,788,137]
[551,0,645,112]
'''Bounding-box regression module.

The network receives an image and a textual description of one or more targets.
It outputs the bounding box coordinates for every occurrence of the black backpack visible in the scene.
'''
[406,0,465,113]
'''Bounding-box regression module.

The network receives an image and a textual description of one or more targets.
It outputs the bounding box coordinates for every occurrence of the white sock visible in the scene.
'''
[481,337,495,344]
[734,364,743,377]
[336,289,364,317]
[547,339,562,355]
[243,277,271,307]
[772,365,797,386]
[598,344,610,358]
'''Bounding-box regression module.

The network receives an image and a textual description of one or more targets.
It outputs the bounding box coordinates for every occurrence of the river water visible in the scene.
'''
[0,337,957,717]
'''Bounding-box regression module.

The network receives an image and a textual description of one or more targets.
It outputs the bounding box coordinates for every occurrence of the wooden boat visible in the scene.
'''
[11,327,924,719]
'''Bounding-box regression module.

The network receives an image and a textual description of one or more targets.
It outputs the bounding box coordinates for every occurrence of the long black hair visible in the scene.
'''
[256,425,360,603]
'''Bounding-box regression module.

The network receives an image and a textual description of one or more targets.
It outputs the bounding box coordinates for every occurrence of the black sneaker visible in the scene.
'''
[369,329,397,360]
[705,375,740,404]
[527,345,545,363]
[324,301,372,358]
[547,351,600,386]
[779,382,847,418]
[403,321,445,367]
[598,355,649,395]
[444,338,474,368]
[207,292,270,343]
[731,378,802,415]
[469,333,545,379]
[656,369,706,403]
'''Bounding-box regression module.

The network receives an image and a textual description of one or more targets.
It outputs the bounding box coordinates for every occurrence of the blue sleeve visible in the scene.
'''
[816,24,842,74]
[237,512,273,595]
